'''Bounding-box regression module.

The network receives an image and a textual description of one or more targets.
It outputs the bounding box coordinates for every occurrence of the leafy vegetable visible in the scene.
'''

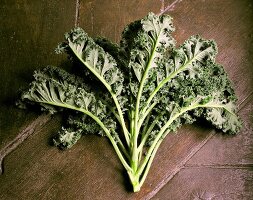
[18,12,241,192]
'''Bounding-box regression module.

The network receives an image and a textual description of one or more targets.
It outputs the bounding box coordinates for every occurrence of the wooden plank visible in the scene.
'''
[162,0,253,180]
[154,1,253,199]
[0,115,125,200]
[0,116,216,199]
[0,114,51,174]
[186,94,253,166]
[0,119,250,199]
[78,0,161,42]
[0,0,76,158]
[152,167,253,200]
[0,0,252,199]
[153,95,253,199]
[164,0,253,101]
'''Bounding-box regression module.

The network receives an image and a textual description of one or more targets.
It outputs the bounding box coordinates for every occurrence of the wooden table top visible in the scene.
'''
[0,0,252,199]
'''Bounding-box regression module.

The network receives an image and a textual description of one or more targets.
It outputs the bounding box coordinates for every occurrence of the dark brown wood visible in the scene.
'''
[165,0,253,101]
[0,114,51,174]
[153,0,253,198]
[186,94,253,166]
[0,0,252,199]
[154,95,253,200]
[152,167,253,200]
[153,96,253,199]
[0,0,76,161]
[0,0,76,197]
[78,0,161,42]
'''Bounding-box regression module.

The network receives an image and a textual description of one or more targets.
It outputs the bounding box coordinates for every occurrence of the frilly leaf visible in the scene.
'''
[204,96,241,134]
[168,35,218,79]
[128,12,176,84]
[53,128,82,149]
[20,66,111,122]
[56,27,124,97]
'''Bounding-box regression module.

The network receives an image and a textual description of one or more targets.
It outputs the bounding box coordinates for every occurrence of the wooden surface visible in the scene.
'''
[0,0,252,199]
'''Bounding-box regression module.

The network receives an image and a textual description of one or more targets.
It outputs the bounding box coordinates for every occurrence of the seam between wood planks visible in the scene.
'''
[144,92,253,199]
[0,114,51,175]
[183,163,253,169]
[75,0,80,27]
[158,0,183,15]
[0,0,82,174]
[143,132,215,200]
[181,92,253,171]
[238,91,253,110]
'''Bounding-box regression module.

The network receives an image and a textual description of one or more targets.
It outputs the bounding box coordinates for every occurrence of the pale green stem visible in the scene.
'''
[140,113,151,140]
[137,102,235,176]
[140,49,211,118]
[138,113,151,163]
[139,139,162,187]
[137,112,165,153]
[37,100,132,172]
[69,44,130,146]
[141,45,220,119]
[133,31,162,170]
[141,66,185,118]
[100,99,121,123]
[137,104,197,175]
[115,135,130,160]
[137,101,158,131]
[137,123,156,154]
[137,102,237,187]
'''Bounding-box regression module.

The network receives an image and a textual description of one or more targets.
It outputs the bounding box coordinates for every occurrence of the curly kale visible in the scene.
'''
[19,12,241,192]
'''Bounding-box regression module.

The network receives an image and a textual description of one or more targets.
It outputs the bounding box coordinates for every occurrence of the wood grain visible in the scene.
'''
[78,0,161,42]
[153,98,253,199]
[152,167,253,200]
[153,0,253,198]
[0,1,76,153]
[0,0,252,199]
[0,117,217,199]
[166,0,253,101]
[0,0,76,192]
[186,94,253,166]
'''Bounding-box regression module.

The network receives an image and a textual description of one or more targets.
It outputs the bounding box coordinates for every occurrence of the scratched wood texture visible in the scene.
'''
[0,0,252,199]
[0,0,76,150]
